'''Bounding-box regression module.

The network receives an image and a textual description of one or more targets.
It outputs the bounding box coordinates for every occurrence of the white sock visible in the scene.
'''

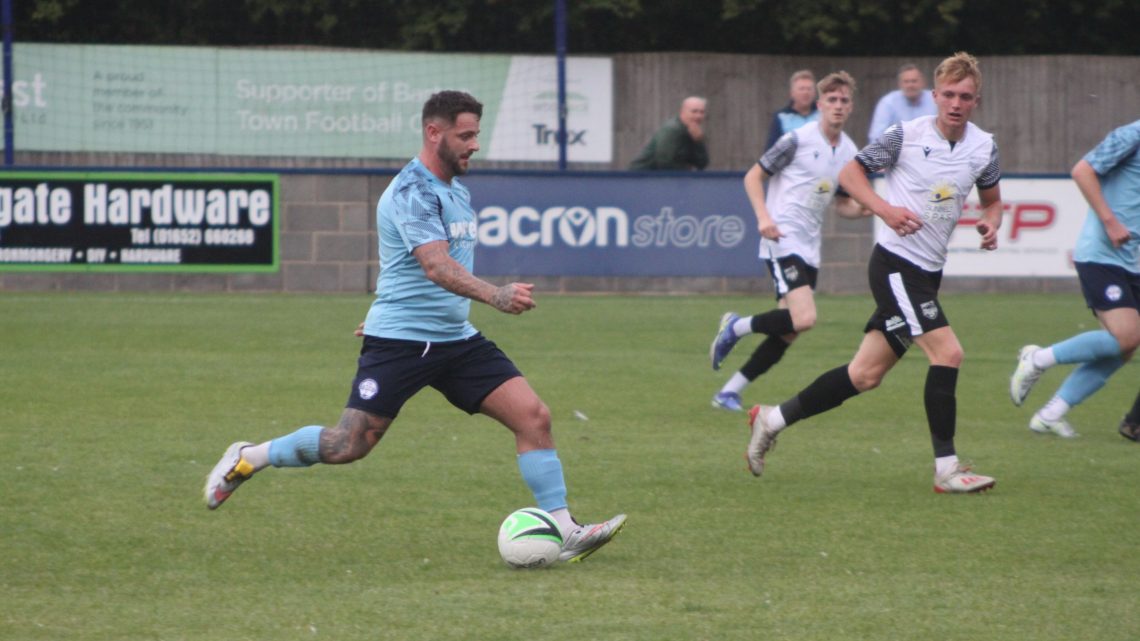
[1032,347,1057,370]
[722,372,749,395]
[1038,395,1070,422]
[240,441,272,471]
[935,455,959,477]
[767,406,788,432]
[732,316,753,338]
[548,508,577,536]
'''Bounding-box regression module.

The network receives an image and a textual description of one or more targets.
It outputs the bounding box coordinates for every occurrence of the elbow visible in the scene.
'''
[419,261,446,286]
[1071,159,1091,181]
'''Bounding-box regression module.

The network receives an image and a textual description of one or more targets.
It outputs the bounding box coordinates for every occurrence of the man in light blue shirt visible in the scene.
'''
[765,69,819,150]
[1010,119,1140,438]
[866,63,937,143]
[363,155,479,342]
[205,91,626,563]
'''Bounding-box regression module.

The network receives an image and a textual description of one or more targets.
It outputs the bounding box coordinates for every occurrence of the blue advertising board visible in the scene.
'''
[463,171,760,277]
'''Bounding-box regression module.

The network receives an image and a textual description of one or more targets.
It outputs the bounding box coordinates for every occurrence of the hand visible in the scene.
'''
[685,120,704,142]
[490,282,537,315]
[878,205,923,237]
[1104,217,1133,248]
[976,221,999,250]
[354,321,365,337]
[758,218,784,241]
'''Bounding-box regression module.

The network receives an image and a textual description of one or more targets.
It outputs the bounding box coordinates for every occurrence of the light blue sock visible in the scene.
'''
[517,449,568,513]
[267,425,323,467]
[1052,330,1121,364]
[1057,356,1124,406]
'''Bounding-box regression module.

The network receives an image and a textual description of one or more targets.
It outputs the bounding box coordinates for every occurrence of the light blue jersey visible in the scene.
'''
[363,158,479,342]
[1074,119,1140,273]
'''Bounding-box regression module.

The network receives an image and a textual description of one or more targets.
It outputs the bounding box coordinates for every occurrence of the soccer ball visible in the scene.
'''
[497,507,563,569]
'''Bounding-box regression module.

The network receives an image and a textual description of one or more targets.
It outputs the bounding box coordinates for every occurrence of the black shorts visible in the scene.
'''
[765,254,818,300]
[1075,261,1140,313]
[346,333,523,419]
[864,244,948,358]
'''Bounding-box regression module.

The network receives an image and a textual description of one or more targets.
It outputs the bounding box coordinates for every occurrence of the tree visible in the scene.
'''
[13,0,1140,55]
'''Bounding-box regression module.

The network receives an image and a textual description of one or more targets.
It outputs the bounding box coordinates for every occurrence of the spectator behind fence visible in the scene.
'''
[765,70,819,151]
[867,63,937,142]
[629,96,709,171]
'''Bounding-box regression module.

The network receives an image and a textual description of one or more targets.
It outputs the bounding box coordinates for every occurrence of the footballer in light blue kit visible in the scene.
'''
[205,91,625,563]
[1010,119,1140,439]
[363,156,479,343]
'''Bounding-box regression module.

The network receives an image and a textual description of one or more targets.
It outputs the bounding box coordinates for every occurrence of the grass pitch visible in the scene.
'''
[2,292,1137,641]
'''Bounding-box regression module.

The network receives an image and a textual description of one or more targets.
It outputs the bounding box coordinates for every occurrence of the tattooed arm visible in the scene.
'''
[413,240,536,314]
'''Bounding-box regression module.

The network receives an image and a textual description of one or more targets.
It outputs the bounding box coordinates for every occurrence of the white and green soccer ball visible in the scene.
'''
[497,507,563,569]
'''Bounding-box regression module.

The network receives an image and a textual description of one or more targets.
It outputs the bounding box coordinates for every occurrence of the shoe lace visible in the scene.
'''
[946,460,976,478]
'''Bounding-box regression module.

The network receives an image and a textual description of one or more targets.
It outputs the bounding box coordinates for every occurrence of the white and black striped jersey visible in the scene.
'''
[856,115,1001,271]
[758,121,858,268]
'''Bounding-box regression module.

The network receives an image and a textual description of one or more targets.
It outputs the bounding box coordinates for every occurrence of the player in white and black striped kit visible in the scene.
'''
[745,52,1003,494]
[710,71,868,411]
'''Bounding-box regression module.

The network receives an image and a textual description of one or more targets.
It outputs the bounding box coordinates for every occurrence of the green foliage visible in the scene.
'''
[2,291,1138,640]
[13,0,1140,54]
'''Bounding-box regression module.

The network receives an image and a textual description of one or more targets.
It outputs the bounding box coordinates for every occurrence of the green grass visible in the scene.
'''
[2,292,1138,641]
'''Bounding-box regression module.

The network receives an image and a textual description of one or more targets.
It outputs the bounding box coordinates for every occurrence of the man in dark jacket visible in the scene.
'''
[630,96,709,170]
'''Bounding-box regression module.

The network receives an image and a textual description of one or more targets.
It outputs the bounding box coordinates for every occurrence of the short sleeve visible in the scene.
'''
[1084,121,1140,176]
[393,182,448,251]
[759,131,798,175]
[976,141,1001,190]
[855,123,904,173]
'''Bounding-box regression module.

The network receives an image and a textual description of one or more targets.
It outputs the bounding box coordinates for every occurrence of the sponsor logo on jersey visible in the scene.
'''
[923,181,959,221]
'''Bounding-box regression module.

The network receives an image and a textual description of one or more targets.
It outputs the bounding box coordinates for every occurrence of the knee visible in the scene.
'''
[848,365,883,393]
[512,400,553,450]
[1115,332,1140,354]
[791,309,817,333]
[318,416,387,465]
[941,346,964,368]
[523,400,552,436]
[320,435,374,465]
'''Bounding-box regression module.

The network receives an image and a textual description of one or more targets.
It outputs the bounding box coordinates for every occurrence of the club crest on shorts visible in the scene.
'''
[783,265,799,282]
[920,301,939,320]
[357,378,379,400]
[1106,285,1123,302]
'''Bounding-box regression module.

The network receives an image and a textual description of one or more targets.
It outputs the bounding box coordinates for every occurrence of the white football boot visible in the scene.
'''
[745,405,778,477]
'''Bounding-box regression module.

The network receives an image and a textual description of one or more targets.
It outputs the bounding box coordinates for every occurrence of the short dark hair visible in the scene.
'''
[422,91,483,125]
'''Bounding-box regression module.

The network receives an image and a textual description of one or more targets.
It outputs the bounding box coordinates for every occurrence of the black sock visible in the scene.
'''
[779,364,859,427]
[926,365,958,458]
[750,308,795,336]
[1126,390,1140,424]
[741,336,791,380]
